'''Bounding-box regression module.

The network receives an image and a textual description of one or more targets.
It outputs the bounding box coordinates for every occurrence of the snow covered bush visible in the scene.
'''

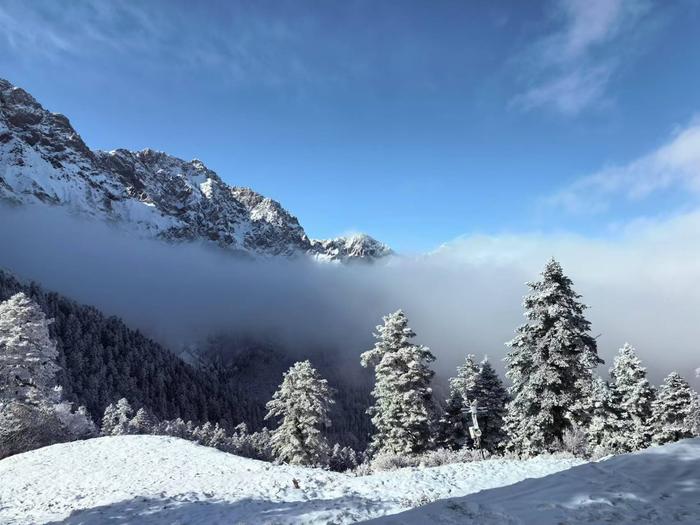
[53,399,97,440]
[361,310,437,456]
[417,447,490,467]
[560,425,588,458]
[329,443,359,472]
[265,360,334,466]
[369,451,416,472]
[0,401,68,459]
[368,447,490,472]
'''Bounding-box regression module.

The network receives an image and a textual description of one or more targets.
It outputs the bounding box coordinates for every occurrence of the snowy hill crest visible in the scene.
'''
[0,78,390,261]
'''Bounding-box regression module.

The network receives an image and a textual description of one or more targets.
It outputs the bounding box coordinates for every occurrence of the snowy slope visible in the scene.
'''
[0,78,391,261]
[368,438,700,524]
[0,435,583,524]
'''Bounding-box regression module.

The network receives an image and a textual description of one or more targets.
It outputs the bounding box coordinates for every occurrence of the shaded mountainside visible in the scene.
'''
[0,271,372,447]
[0,78,391,261]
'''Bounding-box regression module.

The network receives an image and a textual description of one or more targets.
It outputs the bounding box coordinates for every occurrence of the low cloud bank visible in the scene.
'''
[1,205,698,387]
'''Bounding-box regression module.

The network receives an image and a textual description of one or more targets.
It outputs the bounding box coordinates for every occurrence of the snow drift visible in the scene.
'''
[0,434,583,524]
[368,438,700,524]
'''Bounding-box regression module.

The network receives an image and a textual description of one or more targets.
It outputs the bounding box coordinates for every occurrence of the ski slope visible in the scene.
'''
[368,438,700,524]
[0,435,582,524]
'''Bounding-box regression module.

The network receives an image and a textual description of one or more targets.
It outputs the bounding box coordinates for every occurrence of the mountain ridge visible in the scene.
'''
[0,78,391,261]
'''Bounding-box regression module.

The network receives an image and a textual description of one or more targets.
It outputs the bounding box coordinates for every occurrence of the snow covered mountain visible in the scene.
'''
[0,78,392,261]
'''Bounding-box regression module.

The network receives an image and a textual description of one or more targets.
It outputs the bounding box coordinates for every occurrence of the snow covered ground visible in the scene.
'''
[0,435,583,524]
[368,438,700,524]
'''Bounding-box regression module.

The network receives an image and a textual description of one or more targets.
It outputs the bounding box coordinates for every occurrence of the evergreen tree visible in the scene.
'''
[471,358,509,452]
[0,293,60,404]
[361,310,436,455]
[264,360,334,466]
[101,398,134,436]
[0,293,96,458]
[587,376,629,455]
[438,389,469,450]
[450,355,479,405]
[651,372,696,445]
[503,259,602,456]
[438,355,479,450]
[691,393,700,437]
[130,407,156,434]
[608,343,655,450]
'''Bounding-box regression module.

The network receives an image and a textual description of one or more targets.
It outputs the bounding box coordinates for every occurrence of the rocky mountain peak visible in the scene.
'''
[0,77,391,261]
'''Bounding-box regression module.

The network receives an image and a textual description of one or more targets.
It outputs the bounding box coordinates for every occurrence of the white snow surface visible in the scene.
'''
[367,438,700,524]
[0,435,583,524]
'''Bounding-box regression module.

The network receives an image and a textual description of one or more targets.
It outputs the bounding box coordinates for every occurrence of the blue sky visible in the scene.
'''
[2,0,700,252]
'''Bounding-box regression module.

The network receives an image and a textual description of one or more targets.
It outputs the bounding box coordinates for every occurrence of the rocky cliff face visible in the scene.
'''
[0,78,391,261]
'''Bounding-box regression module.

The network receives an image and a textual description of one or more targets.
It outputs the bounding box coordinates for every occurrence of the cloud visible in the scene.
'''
[513,0,652,115]
[1,204,699,390]
[549,121,700,212]
[0,0,331,88]
[514,64,612,116]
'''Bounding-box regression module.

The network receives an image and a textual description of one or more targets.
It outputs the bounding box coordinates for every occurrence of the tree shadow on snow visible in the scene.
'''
[47,494,388,525]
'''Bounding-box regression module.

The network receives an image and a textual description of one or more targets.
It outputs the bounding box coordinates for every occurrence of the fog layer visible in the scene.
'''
[1,205,698,387]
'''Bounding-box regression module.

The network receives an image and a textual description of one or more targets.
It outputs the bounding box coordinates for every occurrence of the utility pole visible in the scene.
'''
[467,399,486,459]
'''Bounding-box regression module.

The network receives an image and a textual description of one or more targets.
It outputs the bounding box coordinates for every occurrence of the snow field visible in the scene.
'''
[0,435,583,524]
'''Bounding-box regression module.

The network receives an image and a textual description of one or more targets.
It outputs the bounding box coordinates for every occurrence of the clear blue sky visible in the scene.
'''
[2,0,699,252]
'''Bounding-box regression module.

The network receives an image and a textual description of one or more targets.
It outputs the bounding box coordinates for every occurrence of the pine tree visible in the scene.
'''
[608,343,655,450]
[361,310,436,455]
[130,407,157,434]
[450,355,479,405]
[265,360,334,467]
[438,355,479,450]
[438,389,469,450]
[503,259,602,456]
[691,393,700,437]
[101,398,134,436]
[651,372,696,445]
[0,293,60,404]
[587,376,629,455]
[471,358,509,452]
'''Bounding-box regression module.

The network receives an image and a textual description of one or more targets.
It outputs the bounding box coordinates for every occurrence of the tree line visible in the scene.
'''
[1,260,699,467]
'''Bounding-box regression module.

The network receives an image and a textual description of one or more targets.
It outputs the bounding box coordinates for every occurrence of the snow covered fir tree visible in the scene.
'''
[470,358,509,452]
[651,372,697,445]
[361,310,437,455]
[439,355,508,452]
[1,262,699,470]
[587,376,628,456]
[264,360,335,466]
[503,258,603,456]
[0,293,95,459]
[608,343,656,450]
[438,354,479,450]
